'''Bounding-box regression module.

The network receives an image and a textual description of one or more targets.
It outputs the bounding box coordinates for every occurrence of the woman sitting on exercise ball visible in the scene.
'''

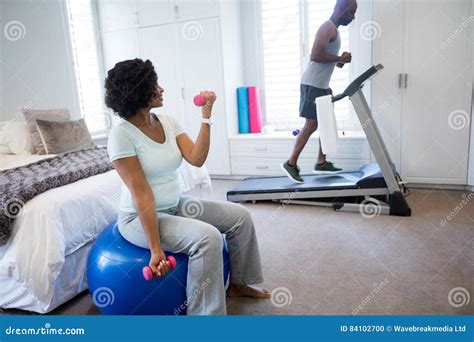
[105,58,271,315]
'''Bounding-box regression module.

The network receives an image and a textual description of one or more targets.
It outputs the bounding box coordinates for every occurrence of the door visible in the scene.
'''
[371,0,405,171]
[97,0,137,32]
[177,18,230,174]
[137,0,176,27]
[101,29,140,72]
[175,0,219,22]
[401,0,472,184]
[138,24,183,125]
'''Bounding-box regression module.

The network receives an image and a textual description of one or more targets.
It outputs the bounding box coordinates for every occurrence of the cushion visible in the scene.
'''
[0,121,10,145]
[3,121,36,155]
[0,145,12,154]
[0,122,11,154]
[35,118,96,154]
[22,108,70,154]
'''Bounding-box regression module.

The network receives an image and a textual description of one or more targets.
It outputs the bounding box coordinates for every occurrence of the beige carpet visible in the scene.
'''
[3,180,473,315]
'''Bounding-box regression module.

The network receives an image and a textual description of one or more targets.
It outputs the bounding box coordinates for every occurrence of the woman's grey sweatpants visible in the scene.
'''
[117,195,264,315]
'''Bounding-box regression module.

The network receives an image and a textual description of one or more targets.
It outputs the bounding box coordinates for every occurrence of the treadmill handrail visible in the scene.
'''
[332,64,384,103]
[332,93,347,102]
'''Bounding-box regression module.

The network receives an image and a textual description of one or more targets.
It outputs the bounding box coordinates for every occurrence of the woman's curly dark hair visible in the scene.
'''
[104,58,158,119]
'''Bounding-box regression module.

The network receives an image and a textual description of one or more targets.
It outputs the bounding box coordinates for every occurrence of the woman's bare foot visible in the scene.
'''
[227,283,272,298]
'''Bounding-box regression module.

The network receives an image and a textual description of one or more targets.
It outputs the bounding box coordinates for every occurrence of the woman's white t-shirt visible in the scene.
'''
[107,113,185,212]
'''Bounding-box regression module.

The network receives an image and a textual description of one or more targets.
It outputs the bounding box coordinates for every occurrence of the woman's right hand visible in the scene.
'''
[200,90,217,119]
[149,248,171,278]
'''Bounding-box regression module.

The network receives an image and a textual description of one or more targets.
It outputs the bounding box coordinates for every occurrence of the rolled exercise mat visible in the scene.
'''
[236,87,250,133]
[248,86,263,133]
[315,95,338,155]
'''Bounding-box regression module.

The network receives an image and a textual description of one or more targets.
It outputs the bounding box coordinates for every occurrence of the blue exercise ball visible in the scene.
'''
[87,221,230,315]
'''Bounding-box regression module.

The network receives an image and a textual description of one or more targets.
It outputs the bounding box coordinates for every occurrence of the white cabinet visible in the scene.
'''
[97,0,220,32]
[174,0,219,21]
[97,0,237,175]
[138,25,182,124]
[401,0,472,185]
[229,135,370,176]
[372,0,472,185]
[470,24,474,188]
[137,19,230,174]
[97,0,137,32]
[137,0,176,26]
[371,0,404,171]
[101,29,139,71]
[176,18,229,174]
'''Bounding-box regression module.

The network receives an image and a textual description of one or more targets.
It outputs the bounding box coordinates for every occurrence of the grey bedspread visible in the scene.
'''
[0,147,113,245]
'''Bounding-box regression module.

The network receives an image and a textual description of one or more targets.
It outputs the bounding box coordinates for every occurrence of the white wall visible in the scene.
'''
[239,0,266,122]
[239,0,263,89]
[0,0,80,122]
[220,0,244,136]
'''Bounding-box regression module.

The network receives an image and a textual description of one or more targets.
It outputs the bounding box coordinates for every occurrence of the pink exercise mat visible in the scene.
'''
[248,86,263,133]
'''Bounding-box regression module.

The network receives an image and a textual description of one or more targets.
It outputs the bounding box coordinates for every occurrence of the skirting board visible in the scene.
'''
[409,183,473,191]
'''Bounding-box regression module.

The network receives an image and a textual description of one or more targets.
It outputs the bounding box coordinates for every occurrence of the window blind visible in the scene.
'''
[261,0,358,131]
[261,0,302,129]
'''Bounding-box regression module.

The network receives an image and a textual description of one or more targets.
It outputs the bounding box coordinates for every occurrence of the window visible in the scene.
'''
[260,0,301,129]
[67,0,108,135]
[260,0,358,131]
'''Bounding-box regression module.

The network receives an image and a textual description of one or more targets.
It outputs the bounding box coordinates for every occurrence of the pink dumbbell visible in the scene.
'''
[193,91,216,107]
[142,255,177,281]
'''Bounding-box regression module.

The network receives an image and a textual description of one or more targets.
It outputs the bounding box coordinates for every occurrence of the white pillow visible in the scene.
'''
[0,122,12,154]
[3,121,36,155]
[0,122,8,143]
[0,145,12,154]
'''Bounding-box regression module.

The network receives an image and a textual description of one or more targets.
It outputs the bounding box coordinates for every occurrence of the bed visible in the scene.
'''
[0,152,212,313]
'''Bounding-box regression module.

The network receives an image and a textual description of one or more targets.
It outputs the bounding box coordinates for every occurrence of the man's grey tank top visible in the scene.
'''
[301,21,341,89]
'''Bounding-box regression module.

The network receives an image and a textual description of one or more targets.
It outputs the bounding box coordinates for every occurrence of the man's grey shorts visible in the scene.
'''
[299,84,333,120]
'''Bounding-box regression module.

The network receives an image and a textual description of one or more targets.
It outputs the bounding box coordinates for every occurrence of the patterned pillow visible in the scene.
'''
[22,108,71,154]
[35,118,96,154]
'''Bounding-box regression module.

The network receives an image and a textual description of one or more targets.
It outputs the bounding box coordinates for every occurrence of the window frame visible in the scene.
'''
[65,0,108,137]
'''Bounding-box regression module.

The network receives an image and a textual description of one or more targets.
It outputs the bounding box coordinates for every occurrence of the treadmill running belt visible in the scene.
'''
[228,172,362,195]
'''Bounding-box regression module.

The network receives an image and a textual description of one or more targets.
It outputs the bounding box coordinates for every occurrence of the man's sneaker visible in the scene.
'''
[313,161,342,174]
[281,161,304,183]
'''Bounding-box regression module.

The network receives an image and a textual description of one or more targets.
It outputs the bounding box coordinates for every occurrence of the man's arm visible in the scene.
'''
[310,22,351,64]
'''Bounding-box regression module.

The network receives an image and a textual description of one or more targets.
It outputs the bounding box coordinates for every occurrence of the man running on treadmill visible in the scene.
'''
[282,0,358,183]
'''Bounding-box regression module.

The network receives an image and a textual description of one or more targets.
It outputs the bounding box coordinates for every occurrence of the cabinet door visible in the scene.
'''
[101,29,139,72]
[177,18,230,174]
[138,25,183,126]
[401,0,472,184]
[175,0,219,22]
[97,0,137,32]
[371,0,405,171]
[137,0,176,27]
[470,22,474,187]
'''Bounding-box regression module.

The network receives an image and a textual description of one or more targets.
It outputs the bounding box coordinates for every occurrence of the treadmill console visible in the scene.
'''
[332,64,384,102]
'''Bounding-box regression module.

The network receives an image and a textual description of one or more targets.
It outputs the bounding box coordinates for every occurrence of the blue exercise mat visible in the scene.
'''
[237,87,250,134]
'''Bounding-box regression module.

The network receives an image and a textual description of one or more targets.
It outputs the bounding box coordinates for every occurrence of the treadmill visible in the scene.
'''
[227,64,412,216]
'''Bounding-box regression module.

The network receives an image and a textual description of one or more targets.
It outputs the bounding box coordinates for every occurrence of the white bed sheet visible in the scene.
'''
[0,154,212,313]
[0,240,92,313]
[0,153,57,171]
[0,170,121,312]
